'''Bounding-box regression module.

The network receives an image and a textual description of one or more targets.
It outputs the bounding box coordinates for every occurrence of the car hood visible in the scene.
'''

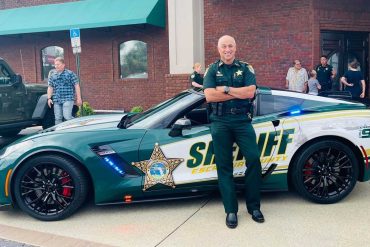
[0,114,127,151]
[57,114,124,130]
[38,114,126,134]
[25,83,48,93]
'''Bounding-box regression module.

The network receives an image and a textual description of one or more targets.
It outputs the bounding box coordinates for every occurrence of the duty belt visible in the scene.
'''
[209,103,251,116]
[224,107,248,115]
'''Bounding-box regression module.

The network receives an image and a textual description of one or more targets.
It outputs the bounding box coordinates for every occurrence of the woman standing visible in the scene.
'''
[340,58,366,100]
[189,63,203,89]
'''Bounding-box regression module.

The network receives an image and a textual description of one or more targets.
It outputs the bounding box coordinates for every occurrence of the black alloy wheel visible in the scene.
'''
[13,155,88,221]
[292,140,359,204]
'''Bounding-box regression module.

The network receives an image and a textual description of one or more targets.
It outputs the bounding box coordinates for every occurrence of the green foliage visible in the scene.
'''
[77,102,94,117]
[130,106,144,113]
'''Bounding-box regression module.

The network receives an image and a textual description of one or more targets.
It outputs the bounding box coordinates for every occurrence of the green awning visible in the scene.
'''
[0,0,165,36]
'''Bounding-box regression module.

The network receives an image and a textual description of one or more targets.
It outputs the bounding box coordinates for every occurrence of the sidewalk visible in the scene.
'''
[0,183,369,246]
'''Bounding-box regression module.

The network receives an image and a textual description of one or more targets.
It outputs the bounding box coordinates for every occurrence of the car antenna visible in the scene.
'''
[19,49,26,82]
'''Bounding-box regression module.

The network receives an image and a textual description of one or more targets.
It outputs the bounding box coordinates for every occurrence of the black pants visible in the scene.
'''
[210,116,262,214]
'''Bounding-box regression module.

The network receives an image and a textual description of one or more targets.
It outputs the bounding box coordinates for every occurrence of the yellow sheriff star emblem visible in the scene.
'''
[132,143,183,191]
[235,70,243,76]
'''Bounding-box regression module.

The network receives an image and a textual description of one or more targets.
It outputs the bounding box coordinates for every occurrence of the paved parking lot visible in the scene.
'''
[0,183,369,247]
[1,128,370,246]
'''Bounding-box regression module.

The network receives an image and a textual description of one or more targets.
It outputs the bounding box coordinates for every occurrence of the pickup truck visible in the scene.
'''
[0,57,54,137]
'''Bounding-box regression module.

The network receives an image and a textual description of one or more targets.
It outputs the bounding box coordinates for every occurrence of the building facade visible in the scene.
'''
[0,0,369,111]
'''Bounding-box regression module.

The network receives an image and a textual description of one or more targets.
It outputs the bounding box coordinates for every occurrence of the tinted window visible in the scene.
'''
[128,91,204,129]
[259,94,305,115]
[258,94,342,116]
[0,65,11,85]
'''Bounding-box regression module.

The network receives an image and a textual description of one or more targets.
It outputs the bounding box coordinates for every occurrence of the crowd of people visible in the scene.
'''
[285,55,366,99]
[191,55,366,100]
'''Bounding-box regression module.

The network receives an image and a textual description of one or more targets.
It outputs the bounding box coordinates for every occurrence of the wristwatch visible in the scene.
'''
[224,86,230,94]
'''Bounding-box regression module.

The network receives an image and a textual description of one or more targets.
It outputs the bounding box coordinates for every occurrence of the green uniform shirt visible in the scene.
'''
[203,59,256,110]
[189,71,203,88]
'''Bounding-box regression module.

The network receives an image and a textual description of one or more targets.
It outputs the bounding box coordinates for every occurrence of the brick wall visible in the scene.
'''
[1,0,370,110]
[0,0,77,9]
[312,0,370,62]
[204,0,313,89]
[165,74,189,98]
[203,0,370,90]
[0,1,169,111]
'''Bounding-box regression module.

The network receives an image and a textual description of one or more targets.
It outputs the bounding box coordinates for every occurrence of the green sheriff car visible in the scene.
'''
[0,88,370,221]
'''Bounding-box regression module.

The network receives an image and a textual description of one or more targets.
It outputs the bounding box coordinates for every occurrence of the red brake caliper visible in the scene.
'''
[61,172,72,197]
[304,162,313,176]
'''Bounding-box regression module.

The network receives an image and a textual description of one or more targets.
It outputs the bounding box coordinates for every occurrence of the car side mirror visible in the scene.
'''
[169,118,191,137]
[12,74,22,85]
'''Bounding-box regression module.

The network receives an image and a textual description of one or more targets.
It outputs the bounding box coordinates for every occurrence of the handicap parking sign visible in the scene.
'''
[70,28,81,53]
[70,28,80,38]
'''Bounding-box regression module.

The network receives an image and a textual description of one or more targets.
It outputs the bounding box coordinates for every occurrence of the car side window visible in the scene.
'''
[258,94,305,116]
[0,65,11,85]
[184,101,209,126]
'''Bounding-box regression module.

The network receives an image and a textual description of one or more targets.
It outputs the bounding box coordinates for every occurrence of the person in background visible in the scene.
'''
[47,57,82,125]
[340,58,366,101]
[307,70,321,95]
[285,60,308,93]
[315,55,336,92]
[189,62,203,89]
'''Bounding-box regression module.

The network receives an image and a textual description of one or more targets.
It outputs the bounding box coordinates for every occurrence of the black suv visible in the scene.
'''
[0,57,54,137]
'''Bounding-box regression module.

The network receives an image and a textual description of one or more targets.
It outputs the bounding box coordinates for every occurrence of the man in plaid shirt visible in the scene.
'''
[47,57,82,125]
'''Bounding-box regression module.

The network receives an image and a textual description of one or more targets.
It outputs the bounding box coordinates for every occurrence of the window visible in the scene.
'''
[328,53,339,73]
[258,95,305,116]
[257,94,342,116]
[119,40,148,79]
[0,64,11,85]
[41,46,64,81]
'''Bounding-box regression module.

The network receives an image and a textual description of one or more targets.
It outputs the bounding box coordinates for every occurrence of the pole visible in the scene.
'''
[75,51,83,116]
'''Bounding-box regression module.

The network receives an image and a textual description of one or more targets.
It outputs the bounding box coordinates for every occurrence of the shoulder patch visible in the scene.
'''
[247,64,255,74]
[191,74,195,79]
[204,67,209,77]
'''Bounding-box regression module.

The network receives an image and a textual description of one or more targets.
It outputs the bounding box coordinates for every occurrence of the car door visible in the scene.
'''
[0,64,24,123]
[136,94,283,196]
[255,91,306,188]
[136,100,216,196]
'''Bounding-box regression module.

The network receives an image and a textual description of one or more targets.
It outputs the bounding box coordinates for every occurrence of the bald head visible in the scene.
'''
[218,35,236,48]
[217,35,236,64]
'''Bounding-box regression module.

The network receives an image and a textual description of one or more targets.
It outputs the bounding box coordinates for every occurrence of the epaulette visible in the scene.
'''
[239,60,249,65]
[239,60,255,74]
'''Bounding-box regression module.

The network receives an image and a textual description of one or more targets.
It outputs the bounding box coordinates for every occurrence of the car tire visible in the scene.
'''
[13,155,88,221]
[42,109,55,129]
[291,140,358,204]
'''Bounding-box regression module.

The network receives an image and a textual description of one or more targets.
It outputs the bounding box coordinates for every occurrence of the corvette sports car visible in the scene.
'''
[1,87,370,221]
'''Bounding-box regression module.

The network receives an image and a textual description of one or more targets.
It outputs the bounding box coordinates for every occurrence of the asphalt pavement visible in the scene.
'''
[0,128,370,246]
[0,183,369,246]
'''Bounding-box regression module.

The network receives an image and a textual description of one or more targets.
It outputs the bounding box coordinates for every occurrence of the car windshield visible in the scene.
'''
[127,90,204,129]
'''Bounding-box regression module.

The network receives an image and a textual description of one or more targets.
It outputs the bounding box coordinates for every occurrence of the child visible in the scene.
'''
[307,70,321,95]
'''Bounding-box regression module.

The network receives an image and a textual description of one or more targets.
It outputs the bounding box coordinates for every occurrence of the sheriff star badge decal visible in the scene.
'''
[132,143,184,191]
